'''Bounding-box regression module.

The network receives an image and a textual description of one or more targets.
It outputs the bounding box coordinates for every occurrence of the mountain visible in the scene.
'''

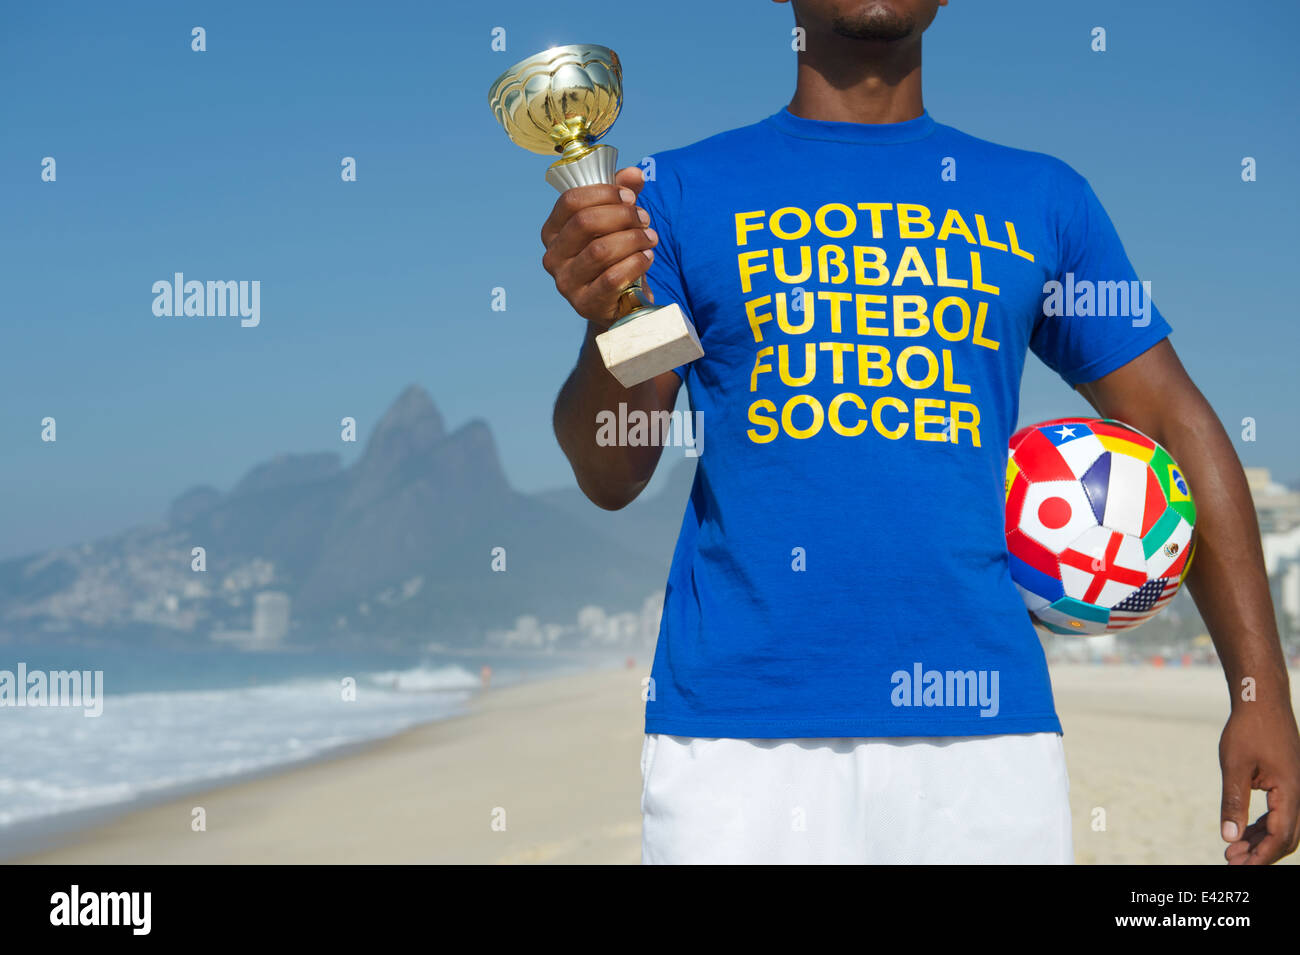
[0,386,695,649]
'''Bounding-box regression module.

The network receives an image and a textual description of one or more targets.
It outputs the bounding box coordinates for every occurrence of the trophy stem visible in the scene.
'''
[558,138,594,162]
[545,144,620,192]
[608,301,656,331]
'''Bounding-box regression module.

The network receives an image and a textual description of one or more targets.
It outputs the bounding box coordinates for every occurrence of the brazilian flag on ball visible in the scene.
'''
[1005,417,1195,636]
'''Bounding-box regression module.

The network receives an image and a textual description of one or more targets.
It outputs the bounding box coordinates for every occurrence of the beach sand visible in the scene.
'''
[11,662,1294,864]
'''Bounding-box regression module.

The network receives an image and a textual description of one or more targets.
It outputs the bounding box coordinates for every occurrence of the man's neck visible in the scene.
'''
[786,39,925,125]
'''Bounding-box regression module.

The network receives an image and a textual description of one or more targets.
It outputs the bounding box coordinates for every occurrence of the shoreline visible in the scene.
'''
[0,656,619,860]
[10,662,647,864]
[0,729,427,862]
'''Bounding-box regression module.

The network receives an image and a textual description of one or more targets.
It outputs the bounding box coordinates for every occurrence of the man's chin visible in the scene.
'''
[832,20,914,42]
[830,5,915,42]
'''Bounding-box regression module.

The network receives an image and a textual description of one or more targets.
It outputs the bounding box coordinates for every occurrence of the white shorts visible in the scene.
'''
[641,732,1072,864]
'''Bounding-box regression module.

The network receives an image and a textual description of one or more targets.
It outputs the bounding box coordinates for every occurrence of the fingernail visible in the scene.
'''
[1222,820,1239,841]
[619,187,635,204]
[642,249,654,262]
[645,228,658,244]
[636,207,650,225]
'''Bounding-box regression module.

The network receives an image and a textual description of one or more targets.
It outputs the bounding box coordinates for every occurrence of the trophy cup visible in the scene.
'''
[488,44,704,388]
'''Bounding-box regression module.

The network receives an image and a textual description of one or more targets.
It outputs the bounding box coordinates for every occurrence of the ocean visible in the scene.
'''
[0,644,592,842]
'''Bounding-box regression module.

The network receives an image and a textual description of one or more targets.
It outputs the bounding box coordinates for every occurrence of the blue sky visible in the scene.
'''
[2,0,1296,560]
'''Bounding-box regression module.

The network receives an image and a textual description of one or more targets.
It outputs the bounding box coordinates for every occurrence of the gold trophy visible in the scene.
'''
[488,44,704,387]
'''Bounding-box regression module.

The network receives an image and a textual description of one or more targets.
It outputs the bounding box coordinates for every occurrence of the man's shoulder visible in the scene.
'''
[935,122,1089,194]
[637,116,772,211]
[649,115,1092,185]
[645,115,775,172]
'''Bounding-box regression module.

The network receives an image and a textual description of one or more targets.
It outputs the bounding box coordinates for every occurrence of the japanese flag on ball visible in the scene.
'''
[1005,417,1196,635]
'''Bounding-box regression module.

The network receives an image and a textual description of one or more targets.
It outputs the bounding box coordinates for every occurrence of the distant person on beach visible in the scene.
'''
[541,0,1300,863]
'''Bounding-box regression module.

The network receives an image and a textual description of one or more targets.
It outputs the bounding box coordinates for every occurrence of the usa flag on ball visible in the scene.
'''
[1005,417,1196,636]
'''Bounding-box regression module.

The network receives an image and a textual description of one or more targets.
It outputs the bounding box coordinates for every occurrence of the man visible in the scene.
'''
[540,0,1300,863]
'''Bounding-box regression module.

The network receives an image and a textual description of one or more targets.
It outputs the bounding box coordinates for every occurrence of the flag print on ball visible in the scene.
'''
[1005,417,1196,635]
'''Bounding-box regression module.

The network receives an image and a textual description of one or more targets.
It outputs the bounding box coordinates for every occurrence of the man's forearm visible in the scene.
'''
[553,323,680,510]
[1160,399,1292,706]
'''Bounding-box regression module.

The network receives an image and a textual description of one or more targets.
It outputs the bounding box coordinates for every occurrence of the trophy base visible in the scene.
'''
[595,303,703,388]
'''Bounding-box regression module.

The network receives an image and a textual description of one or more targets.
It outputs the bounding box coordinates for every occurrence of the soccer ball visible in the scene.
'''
[1005,417,1196,635]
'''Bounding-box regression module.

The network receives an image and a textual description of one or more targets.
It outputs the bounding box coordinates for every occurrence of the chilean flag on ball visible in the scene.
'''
[1005,417,1195,636]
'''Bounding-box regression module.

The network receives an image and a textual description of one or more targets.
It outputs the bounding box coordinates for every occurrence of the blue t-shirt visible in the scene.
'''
[637,107,1171,739]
